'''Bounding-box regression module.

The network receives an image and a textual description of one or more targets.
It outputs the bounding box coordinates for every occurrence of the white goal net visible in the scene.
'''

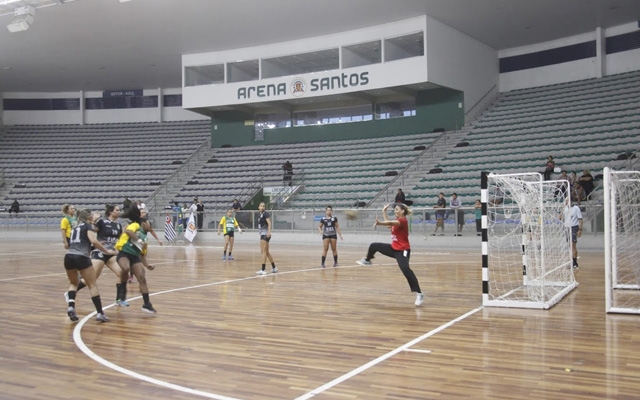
[604,167,640,314]
[482,172,577,309]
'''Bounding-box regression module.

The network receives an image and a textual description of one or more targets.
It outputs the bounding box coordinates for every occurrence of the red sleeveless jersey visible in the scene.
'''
[390,217,410,251]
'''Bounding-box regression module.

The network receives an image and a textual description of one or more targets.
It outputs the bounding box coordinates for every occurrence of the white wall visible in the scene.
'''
[425,16,499,116]
[605,22,640,75]
[499,32,597,92]
[183,16,428,108]
[499,23,640,92]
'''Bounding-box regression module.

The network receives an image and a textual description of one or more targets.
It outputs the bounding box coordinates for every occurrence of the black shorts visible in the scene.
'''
[225,231,235,238]
[260,234,271,242]
[91,250,115,262]
[64,254,92,271]
[322,235,337,240]
[117,251,142,265]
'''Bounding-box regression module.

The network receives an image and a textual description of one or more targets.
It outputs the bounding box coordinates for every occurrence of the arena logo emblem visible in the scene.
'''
[290,77,307,97]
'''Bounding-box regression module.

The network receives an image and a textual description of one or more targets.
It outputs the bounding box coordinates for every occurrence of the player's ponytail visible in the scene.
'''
[76,209,92,224]
[121,204,142,223]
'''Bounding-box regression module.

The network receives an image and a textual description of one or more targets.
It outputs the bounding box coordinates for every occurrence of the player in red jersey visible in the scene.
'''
[357,203,424,306]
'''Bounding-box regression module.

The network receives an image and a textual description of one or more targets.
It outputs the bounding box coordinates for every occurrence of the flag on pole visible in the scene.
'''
[184,212,198,242]
[164,214,177,242]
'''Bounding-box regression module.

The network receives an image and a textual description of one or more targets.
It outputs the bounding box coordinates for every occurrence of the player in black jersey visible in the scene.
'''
[63,209,114,322]
[256,202,278,275]
[318,205,343,267]
[70,205,125,304]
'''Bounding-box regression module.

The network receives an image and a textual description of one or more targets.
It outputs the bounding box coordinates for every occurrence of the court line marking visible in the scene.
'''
[73,264,481,400]
[295,306,483,400]
[404,348,432,354]
[73,265,362,399]
[0,272,66,282]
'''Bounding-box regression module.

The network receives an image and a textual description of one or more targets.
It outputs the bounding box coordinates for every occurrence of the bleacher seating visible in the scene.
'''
[0,121,210,213]
[409,71,640,207]
[170,131,442,210]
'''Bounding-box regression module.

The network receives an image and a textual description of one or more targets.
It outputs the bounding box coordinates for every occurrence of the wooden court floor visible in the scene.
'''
[1,235,639,400]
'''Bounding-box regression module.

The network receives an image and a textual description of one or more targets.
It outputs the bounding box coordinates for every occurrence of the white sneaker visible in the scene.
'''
[256,270,266,275]
[271,267,278,273]
[356,259,371,266]
[96,313,110,322]
[415,293,425,306]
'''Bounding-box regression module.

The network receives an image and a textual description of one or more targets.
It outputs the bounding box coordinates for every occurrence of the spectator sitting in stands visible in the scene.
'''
[395,188,406,205]
[579,169,594,199]
[232,199,242,211]
[544,156,555,181]
[8,199,19,214]
[572,182,586,206]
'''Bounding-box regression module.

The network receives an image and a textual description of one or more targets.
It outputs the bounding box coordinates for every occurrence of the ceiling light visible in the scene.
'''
[7,5,35,33]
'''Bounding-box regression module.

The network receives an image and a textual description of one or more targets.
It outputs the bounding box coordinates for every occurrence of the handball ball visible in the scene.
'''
[344,210,358,220]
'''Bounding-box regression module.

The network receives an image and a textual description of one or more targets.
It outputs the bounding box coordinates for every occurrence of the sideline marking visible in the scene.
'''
[295,306,483,400]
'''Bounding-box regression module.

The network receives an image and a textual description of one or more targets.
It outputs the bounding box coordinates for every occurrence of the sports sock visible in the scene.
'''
[261,263,266,271]
[333,255,338,263]
[223,251,227,256]
[91,295,103,315]
[68,290,76,307]
[77,281,86,291]
[142,293,150,305]
[271,262,276,268]
[321,256,326,264]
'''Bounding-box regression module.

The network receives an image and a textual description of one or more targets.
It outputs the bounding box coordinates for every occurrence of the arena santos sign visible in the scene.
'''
[237,71,369,100]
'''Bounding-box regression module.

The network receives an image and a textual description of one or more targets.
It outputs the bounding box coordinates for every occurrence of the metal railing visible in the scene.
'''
[366,130,451,208]
[147,138,212,212]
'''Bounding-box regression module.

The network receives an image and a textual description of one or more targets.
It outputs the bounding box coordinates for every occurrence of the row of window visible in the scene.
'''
[3,95,182,111]
[185,32,424,87]
[254,100,416,132]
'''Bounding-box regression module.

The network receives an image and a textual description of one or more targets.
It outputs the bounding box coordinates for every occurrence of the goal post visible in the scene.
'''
[481,171,577,309]
[604,167,640,314]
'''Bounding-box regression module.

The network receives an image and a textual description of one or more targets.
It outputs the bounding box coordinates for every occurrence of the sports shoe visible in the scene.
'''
[356,259,371,266]
[271,267,278,273]
[222,255,226,261]
[415,293,425,306]
[64,291,70,305]
[227,256,234,260]
[96,313,110,322]
[320,264,326,268]
[67,306,78,322]
[142,303,157,314]
[333,263,338,268]
[573,263,579,269]
[256,270,266,275]
[116,299,130,307]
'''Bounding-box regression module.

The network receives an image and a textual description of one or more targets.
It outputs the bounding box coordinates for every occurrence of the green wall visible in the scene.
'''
[210,88,463,148]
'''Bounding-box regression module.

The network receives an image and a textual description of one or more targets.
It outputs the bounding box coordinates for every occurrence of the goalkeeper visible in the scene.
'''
[115,206,157,314]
